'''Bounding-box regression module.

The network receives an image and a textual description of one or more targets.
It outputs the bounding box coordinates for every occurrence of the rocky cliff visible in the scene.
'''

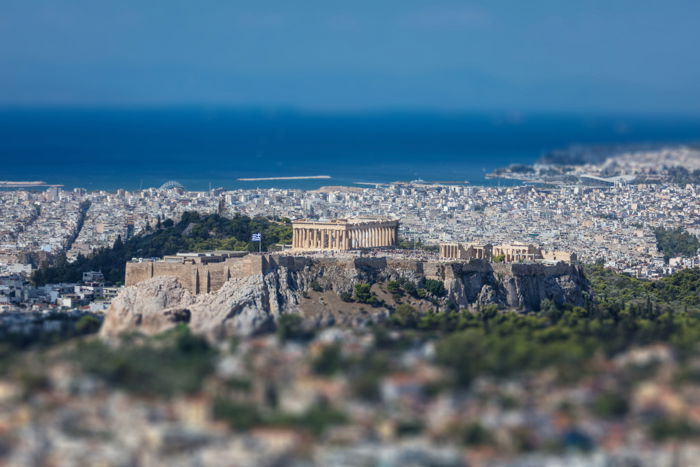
[101,257,590,340]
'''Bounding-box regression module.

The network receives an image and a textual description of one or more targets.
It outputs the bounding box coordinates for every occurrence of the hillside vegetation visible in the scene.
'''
[654,226,700,259]
[32,212,292,285]
[586,264,700,309]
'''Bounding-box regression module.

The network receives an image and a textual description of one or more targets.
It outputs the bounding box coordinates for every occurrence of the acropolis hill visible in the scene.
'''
[111,216,587,338]
[125,248,586,303]
[110,250,589,339]
[125,217,577,297]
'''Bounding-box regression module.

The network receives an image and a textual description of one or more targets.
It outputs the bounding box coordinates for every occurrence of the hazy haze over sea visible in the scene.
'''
[1,108,700,191]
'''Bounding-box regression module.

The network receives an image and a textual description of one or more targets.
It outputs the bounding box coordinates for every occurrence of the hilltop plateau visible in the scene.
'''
[101,255,589,340]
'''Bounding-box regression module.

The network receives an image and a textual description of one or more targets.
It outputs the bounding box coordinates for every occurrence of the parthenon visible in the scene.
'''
[292,218,399,250]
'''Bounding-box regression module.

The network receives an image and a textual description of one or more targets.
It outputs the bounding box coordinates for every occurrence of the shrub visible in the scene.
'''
[593,392,629,418]
[339,291,353,302]
[424,279,446,297]
[312,344,344,376]
[354,283,377,305]
[212,398,262,430]
[277,314,313,342]
[74,315,102,334]
[650,417,696,441]
[72,325,216,397]
[392,304,419,328]
[463,422,494,446]
[386,281,401,294]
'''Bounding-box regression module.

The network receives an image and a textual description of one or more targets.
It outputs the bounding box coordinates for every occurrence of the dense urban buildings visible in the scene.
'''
[1,180,698,280]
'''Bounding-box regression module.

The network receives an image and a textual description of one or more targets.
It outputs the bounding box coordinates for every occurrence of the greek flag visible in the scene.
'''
[251,233,261,242]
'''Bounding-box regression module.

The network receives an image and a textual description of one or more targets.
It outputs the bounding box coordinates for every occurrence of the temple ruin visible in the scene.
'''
[292,218,399,250]
[440,242,576,263]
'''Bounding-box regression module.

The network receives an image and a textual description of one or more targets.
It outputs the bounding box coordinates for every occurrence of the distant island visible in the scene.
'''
[237,175,331,181]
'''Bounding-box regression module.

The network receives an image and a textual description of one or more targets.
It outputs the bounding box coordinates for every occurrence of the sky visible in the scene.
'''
[1,1,699,114]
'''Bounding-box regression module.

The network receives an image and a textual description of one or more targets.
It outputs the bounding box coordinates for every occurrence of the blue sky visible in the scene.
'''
[1,1,699,114]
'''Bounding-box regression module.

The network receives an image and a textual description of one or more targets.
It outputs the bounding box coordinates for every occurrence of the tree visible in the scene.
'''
[312,344,344,375]
[392,304,419,328]
[32,212,293,286]
[424,279,446,297]
[354,283,376,304]
[277,314,313,342]
[654,227,700,259]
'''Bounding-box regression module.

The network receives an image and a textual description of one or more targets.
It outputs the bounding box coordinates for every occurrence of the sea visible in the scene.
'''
[1,108,700,191]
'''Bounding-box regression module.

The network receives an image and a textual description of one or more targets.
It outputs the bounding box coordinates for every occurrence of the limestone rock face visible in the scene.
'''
[101,273,299,340]
[186,272,297,340]
[101,258,590,341]
[100,276,195,338]
[443,262,590,310]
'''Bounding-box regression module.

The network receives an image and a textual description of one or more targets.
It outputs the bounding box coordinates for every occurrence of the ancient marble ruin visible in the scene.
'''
[292,218,399,250]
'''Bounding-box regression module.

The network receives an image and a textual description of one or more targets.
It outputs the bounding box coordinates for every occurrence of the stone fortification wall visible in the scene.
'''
[126,255,264,294]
